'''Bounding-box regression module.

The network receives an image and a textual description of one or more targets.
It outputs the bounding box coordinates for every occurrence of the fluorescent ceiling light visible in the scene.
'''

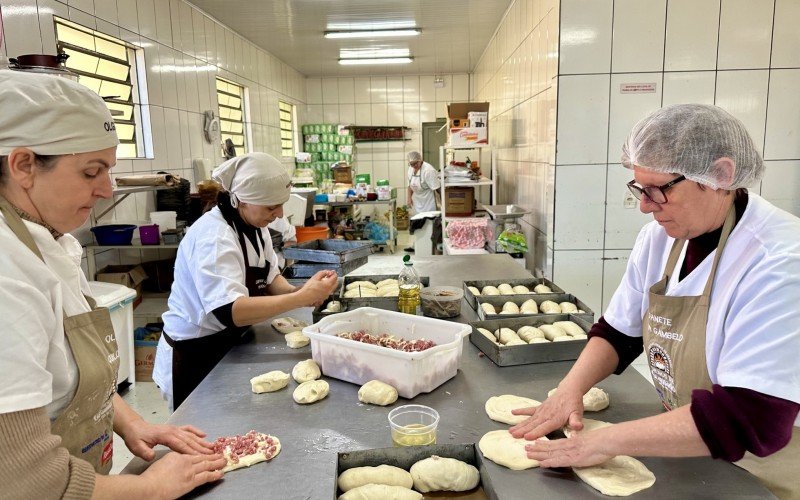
[339,57,413,65]
[327,20,416,30]
[325,29,420,39]
[340,48,410,59]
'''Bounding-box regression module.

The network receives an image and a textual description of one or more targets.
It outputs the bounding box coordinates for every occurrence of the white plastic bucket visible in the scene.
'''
[150,211,177,230]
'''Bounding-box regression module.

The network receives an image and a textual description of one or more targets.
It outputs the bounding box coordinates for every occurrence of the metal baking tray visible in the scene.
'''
[339,274,431,310]
[311,296,349,323]
[335,443,490,500]
[475,294,594,322]
[463,278,564,310]
[283,239,373,264]
[470,315,591,366]
[283,255,368,278]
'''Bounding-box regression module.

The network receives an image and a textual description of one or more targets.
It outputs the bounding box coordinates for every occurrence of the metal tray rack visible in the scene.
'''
[283,239,373,264]
[469,314,592,366]
[463,278,564,310]
[339,273,430,311]
[475,293,594,322]
[335,443,490,500]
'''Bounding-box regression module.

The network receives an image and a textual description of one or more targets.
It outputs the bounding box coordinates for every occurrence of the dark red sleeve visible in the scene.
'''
[587,316,644,375]
[691,384,799,461]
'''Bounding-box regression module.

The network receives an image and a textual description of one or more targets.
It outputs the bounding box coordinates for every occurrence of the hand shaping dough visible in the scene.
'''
[533,284,552,293]
[478,430,546,470]
[292,359,321,383]
[338,484,421,500]
[548,387,610,411]
[482,285,500,296]
[271,317,308,334]
[553,321,585,336]
[501,301,520,314]
[293,380,329,404]
[346,280,378,291]
[358,380,398,406]
[338,464,413,492]
[467,286,481,296]
[480,303,497,315]
[573,456,655,496]
[476,327,500,344]
[250,370,290,393]
[498,283,515,295]
[563,417,613,438]
[520,299,539,314]
[540,324,567,341]
[410,456,480,493]
[485,395,541,424]
[512,285,531,294]
[517,326,544,342]
[539,300,561,314]
[560,301,579,313]
[286,331,310,348]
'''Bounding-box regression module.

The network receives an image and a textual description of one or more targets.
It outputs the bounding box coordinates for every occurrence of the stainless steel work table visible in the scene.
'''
[123,255,771,499]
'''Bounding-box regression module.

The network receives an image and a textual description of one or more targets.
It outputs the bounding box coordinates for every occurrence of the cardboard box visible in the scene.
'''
[447,102,490,145]
[134,323,162,382]
[95,265,147,308]
[332,164,352,184]
[448,127,488,147]
[444,187,475,216]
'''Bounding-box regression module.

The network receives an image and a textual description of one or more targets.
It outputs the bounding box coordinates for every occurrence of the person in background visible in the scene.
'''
[268,215,297,269]
[510,104,799,499]
[154,152,338,410]
[0,70,225,498]
[405,151,441,253]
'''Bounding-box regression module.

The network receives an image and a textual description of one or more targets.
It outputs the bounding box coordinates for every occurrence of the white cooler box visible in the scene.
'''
[304,308,470,398]
[89,281,137,387]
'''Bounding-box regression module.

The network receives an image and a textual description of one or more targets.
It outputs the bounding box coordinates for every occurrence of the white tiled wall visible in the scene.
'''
[305,74,470,208]
[0,0,306,276]
[555,0,800,315]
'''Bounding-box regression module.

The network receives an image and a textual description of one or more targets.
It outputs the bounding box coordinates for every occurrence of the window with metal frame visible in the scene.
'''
[54,17,143,159]
[279,101,296,157]
[216,77,248,154]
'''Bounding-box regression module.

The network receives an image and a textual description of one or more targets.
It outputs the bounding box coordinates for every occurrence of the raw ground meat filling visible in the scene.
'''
[336,330,436,352]
[211,431,281,472]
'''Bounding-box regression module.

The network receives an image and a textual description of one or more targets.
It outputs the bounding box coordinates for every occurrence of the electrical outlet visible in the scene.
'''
[623,191,638,209]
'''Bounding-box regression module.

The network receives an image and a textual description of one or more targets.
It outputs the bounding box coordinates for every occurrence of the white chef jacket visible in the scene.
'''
[604,194,800,423]
[408,162,440,214]
[153,207,280,400]
[0,214,92,419]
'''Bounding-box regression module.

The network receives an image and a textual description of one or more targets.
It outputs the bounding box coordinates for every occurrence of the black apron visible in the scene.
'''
[164,209,270,409]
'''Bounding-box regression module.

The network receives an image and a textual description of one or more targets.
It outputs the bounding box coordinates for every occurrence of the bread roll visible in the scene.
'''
[533,284,552,293]
[501,301,520,314]
[553,321,585,336]
[529,337,550,344]
[346,280,378,291]
[480,303,497,315]
[517,326,545,342]
[540,324,567,341]
[498,283,515,295]
[497,327,522,344]
[468,286,481,296]
[520,299,538,314]
[477,327,500,344]
[482,285,500,296]
[560,302,578,313]
[512,285,531,294]
[539,300,561,314]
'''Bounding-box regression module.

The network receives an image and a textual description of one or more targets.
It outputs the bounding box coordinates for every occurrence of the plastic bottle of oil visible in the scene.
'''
[398,254,421,314]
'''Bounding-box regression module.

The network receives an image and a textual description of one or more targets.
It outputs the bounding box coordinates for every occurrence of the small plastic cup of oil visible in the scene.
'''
[388,404,440,447]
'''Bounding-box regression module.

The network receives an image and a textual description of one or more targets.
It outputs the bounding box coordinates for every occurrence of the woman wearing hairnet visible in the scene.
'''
[0,71,226,498]
[405,151,441,252]
[153,152,338,410]
[511,105,799,498]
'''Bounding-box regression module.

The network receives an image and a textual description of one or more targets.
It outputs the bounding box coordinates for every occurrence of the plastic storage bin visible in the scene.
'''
[303,307,471,398]
[90,224,136,245]
[138,224,160,245]
[88,281,137,386]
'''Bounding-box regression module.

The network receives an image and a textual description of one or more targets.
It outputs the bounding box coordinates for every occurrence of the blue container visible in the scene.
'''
[90,224,137,245]
[314,194,329,203]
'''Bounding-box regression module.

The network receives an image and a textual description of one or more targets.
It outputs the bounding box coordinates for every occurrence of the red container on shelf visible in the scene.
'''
[139,224,160,245]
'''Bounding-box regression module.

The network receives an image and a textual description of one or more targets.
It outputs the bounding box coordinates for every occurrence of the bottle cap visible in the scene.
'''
[403,254,411,264]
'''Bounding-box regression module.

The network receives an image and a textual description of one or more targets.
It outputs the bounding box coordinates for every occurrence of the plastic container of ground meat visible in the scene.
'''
[303,307,471,398]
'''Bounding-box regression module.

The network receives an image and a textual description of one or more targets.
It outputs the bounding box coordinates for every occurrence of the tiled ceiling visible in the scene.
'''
[187,0,512,77]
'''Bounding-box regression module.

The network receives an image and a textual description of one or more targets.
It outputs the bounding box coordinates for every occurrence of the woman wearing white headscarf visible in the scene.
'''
[153,152,338,409]
[0,70,225,498]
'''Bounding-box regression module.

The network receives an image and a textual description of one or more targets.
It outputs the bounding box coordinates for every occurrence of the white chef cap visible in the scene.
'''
[212,152,291,208]
[0,70,120,155]
[621,104,763,190]
[407,151,422,162]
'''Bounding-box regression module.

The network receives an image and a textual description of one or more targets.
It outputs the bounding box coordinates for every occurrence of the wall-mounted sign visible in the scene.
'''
[620,83,657,94]
[347,126,409,142]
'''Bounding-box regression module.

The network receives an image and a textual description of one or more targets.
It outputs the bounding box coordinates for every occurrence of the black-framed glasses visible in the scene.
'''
[626,175,686,204]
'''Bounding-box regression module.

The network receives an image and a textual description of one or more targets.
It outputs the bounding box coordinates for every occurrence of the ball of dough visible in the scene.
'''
[286,331,310,348]
[410,456,480,493]
[476,328,500,345]
[583,387,610,411]
[512,285,531,294]
[529,337,550,344]
[517,326,545,342]
[553,321,585,336]
[497,327,522,344]
[485,394,541,424]
[324,301,342,313]
[560,301,578,313]
[376,278,399,288]
[358,380,398,406]
[497,283,515,295]
[338,484,421,500]
[271,317,308,334]
[480,303,497,315]
[533,284,552,293]
[539,300,561,314]
[250,370,290,393]
[293,380,329,404]
[479,430,545,470]
[346,280,378,291]
[540,324,567,341]
[482,285,500,296]
[501,301,520,314]
[292,359,321,383]
[337,464,413,492]
[467,286,481,296]
[520,299,539,314]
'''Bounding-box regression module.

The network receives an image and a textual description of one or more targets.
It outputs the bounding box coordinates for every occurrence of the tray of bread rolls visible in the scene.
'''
[339,274,431,311]
[462,278,564,310]
[474,294,594,322]
[469,315,592,366]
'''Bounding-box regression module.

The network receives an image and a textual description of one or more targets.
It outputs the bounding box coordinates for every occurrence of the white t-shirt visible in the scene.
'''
[0,214,92,419]
[153,207,280,399]
[605,194,800,422]
[407,162,440,213]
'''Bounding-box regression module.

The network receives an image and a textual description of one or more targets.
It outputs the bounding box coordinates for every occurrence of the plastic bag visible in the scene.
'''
[497,228,528,253]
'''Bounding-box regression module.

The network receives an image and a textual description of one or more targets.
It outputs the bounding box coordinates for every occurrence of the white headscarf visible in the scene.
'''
[0,70,119,155]
[212,152,292,208]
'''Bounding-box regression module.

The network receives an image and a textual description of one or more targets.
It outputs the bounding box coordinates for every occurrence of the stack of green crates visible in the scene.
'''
[300,124,354,185]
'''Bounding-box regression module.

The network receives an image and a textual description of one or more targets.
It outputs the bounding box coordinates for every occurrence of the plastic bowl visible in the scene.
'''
[90,224,136,245]
[420,286,464,318]
[296,226,330,242]
[388,404,439,447]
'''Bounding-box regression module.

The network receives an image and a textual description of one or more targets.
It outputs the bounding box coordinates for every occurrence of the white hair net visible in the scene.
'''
[212,152,291,208]
[407,151,422,162]
[621,104,763,190]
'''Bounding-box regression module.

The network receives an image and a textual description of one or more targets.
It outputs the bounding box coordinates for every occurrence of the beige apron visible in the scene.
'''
[0,197,119,474]
[644,206,799,499]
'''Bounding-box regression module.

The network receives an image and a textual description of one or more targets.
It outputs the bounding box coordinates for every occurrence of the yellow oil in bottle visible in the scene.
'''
[391,424,437,447]
[397,284,420,314]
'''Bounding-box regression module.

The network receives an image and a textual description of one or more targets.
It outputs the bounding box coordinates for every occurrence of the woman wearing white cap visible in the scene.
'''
[0,71,226,497]
[510,105,799,498]
[405,151,441,252]
[153,152,338,409]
